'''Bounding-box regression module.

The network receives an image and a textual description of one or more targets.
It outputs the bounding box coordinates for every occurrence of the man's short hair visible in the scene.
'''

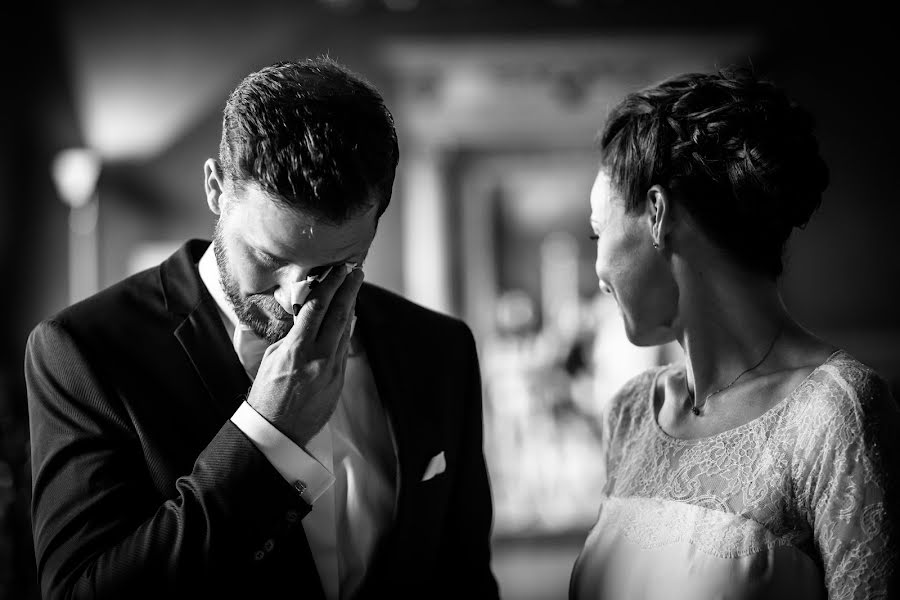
[219,56,399,223]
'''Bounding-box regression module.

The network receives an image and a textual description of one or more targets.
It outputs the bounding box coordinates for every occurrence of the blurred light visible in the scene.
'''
[51,148,102,305]
[69,201,99,235]
[541,231,579,336]
[51,148,101,208]
[402,151,451,313]
[63,3,313,161]
[496,289,537,334]
[127,241,184,277]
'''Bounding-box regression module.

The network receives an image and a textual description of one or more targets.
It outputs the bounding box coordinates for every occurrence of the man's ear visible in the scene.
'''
[204,159,226,215]
[646,184,671,249]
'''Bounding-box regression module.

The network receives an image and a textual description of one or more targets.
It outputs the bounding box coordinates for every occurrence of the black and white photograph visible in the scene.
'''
[1,0,897,598]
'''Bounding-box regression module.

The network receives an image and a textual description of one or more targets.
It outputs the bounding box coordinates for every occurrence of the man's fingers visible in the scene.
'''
[288,266,349,344]
[333,299,356,363]
[317,270,363,348]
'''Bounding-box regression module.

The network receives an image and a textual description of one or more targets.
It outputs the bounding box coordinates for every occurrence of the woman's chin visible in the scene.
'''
[623,322,675,348]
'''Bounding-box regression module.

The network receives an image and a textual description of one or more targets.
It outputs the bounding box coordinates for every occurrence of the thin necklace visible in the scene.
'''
[686,327,783,416]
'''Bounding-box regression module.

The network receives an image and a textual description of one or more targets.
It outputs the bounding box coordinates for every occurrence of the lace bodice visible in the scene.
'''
[595,351,899,599]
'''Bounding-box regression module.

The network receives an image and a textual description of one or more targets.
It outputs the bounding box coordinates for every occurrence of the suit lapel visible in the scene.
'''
[356,284,451,498]
[355,286,413,506]
[174,307,251,419]
[160,240,251,419]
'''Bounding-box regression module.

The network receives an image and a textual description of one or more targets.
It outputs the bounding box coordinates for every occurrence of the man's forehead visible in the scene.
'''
[234,181,378,220]
[232,187,376,258]
[590,171,613,212]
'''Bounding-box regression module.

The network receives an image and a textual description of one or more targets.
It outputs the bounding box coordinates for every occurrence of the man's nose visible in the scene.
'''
[272,266,309,315]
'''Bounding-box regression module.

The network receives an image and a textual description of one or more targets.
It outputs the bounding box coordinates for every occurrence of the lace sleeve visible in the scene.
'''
[602,367,663,494]
[799,365,900,599]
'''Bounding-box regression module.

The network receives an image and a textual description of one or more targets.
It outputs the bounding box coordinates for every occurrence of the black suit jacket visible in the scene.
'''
[25,240,499,600]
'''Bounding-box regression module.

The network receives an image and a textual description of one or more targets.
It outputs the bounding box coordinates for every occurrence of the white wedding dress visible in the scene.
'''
[570,351,899,600]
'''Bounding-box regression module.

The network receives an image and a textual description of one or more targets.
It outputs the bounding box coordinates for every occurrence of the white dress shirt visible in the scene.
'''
[198,246,396,599]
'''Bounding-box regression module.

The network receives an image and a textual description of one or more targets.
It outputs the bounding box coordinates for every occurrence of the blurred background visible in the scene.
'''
[1,0,896,598]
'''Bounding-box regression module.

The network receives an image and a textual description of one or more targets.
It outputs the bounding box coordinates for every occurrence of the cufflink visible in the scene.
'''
[292,479,309,502]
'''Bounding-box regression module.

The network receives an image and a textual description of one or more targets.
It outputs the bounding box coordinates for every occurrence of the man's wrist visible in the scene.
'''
[245,395,324,448]
[231,401,335,502]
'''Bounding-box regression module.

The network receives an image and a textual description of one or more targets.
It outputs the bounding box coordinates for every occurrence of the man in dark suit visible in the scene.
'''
[24,57,499,599]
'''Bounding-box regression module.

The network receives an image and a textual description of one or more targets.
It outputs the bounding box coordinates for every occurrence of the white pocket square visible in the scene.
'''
[421,451,446,482]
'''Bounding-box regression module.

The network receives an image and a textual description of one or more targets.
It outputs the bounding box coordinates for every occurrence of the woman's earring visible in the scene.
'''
[652,241,659,249]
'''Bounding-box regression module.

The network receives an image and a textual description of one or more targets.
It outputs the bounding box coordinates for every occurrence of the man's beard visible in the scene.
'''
[213,221,292,344]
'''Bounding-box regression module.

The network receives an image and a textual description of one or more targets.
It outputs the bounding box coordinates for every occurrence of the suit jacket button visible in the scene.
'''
[286,510,299,523]
[264,539,275,552]
[254,550,265,561]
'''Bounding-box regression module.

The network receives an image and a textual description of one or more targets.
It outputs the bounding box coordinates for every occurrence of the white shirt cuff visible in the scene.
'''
[231,401,335,504]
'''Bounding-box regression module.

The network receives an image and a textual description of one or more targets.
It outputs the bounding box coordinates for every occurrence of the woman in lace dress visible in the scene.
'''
[570,67,899,599]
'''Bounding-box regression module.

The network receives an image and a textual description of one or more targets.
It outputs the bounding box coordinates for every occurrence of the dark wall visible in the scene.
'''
[1,2,78,598]
[761,3,900,388]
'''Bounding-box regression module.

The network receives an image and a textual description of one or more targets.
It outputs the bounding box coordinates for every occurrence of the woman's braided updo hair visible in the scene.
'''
[598,66,829,278]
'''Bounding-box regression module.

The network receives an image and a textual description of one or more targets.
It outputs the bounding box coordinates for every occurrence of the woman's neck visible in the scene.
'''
[674,258,789,403]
